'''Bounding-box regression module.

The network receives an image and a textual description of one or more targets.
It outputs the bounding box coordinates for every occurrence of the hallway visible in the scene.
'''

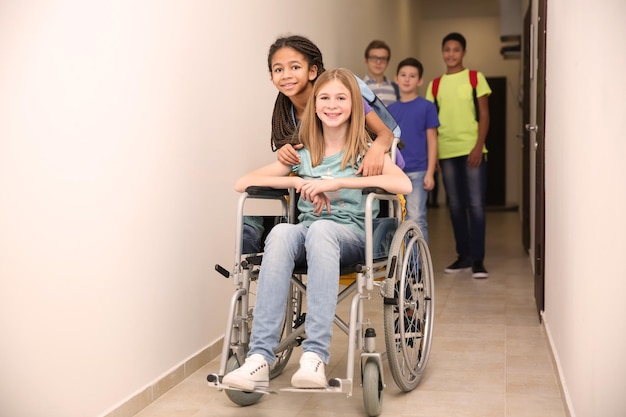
[132,209,568,417]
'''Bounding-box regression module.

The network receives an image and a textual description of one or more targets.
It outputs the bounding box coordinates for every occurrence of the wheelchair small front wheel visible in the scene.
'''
[362,358,383,417]
[223,355,264,406]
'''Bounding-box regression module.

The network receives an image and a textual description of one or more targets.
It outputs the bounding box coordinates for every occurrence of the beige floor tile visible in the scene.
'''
[438,301,507,325]
[419,367,505,393]
[506,371,563,398]
[404,390,505,417]
[506,393,568,417]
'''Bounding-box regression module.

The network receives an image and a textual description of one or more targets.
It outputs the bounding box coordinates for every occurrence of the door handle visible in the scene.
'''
[525,124,538,132]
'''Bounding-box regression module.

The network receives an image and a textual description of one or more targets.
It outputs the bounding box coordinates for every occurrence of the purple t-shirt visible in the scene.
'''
[363,98,372,114]
[388,96,439,172]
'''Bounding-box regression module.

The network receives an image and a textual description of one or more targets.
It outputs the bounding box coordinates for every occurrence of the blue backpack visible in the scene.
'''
[355,76,401,139]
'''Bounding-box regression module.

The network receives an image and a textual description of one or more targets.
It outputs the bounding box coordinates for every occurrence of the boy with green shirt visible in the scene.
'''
[425,32,492,279]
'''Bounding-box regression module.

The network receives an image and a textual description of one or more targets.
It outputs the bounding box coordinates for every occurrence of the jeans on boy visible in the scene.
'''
[404,171,429,244]
[439,154,487,263]
[248,220,365,365]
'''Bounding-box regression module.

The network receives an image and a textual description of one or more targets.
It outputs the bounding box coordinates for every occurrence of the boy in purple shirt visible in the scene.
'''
[388,58,439,244]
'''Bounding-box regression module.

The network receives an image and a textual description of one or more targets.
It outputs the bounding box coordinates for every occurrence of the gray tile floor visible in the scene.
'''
[133,208,567,417]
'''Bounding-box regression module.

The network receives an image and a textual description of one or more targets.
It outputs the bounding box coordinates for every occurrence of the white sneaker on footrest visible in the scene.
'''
[291,351,327,388]
[222,354,269,391]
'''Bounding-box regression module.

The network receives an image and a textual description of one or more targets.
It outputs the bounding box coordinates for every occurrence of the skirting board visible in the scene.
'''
[101,337,223,417]
[542,312,574,417]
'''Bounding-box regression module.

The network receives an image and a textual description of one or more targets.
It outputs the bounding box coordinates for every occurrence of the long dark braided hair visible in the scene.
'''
[267,35,325,151]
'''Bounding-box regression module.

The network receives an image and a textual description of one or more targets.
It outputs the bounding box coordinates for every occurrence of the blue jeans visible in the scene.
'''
[439,155,487,263]
[404,171,429,244]
[249,221,365,365]
[242,223,262,254]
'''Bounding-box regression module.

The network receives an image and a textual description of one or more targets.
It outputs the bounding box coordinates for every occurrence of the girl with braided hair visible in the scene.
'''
[241,35,395,254]
[268,35,394,176]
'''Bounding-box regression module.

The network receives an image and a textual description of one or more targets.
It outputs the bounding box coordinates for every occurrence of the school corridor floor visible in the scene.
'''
[131,208,568,417]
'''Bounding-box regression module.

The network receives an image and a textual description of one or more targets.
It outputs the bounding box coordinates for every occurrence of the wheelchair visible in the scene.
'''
[208,182,435,417]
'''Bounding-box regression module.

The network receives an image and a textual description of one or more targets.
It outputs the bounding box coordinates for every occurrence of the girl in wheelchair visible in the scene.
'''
[242,35,396,255]
[222,68,411,391]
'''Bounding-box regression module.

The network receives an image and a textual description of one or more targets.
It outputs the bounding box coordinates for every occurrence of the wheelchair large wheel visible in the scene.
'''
[362,358,383,417]
[383,220,434,392]
[224,355,264,406]
[268,281,303,378]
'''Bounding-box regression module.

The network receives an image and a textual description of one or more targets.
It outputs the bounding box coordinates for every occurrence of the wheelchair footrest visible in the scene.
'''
[206,373,276,394]
[280,378,352,395]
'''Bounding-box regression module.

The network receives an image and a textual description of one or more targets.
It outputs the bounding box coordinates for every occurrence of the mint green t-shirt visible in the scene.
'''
[425,69,492,159]
[292,148,379,236]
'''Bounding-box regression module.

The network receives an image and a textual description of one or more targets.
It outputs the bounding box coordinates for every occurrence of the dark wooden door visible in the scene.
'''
[522,7,531,251]
[485,76,507,207]
[534,0,547,319]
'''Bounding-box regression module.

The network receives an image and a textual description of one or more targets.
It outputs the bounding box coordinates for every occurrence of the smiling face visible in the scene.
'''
[442,39,466,72]
[395,65,422,95]
[365,47,390,78]
[315,79,352,129]
[270,47,318,98]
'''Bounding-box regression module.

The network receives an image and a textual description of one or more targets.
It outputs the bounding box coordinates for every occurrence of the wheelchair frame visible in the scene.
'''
[208,185,435,417]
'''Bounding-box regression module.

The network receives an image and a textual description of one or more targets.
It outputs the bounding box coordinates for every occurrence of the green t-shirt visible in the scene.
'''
[292,148,379,236]
[425,69,492,159]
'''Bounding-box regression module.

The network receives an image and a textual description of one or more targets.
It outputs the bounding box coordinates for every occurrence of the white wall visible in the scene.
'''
[543,1,626,416]
[0,1,419,416]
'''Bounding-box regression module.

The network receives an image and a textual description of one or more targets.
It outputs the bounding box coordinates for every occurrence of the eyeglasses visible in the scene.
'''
[367,55,389,63]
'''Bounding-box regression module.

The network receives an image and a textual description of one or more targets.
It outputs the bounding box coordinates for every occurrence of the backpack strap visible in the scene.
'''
[469,70,479,122]
[392,81,400,101]
[469,69,478,88]
[432,76,442,112]
[432,71,479,121]
[355,75,402,138]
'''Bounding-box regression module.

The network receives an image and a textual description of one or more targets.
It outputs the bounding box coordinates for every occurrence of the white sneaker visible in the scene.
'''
[291,351,327,388]
[222,354,269,391]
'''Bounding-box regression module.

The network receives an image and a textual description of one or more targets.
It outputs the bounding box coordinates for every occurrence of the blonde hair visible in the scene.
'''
[298,68,372,169]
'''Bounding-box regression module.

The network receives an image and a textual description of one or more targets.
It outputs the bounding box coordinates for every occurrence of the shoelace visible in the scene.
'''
[244,360,267,375]
[302,356,322,371]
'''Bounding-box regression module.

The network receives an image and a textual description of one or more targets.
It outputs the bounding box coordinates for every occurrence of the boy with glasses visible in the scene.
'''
[363,40,399,106]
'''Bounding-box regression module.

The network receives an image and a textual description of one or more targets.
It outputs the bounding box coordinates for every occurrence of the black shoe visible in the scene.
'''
[472,261,488,279]
[444,257,472,274]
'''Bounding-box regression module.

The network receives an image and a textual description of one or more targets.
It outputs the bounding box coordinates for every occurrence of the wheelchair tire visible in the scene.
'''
[362,358,383,417]
[383,220,435,392]
[223,355,264,406]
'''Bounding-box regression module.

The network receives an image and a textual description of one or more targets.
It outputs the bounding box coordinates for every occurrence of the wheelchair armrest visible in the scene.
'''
[245,186,290,197]
[362,187,394,196]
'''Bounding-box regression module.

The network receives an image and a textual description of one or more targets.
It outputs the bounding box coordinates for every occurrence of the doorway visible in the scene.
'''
[485,76,507,208]
[523,0,547,320]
